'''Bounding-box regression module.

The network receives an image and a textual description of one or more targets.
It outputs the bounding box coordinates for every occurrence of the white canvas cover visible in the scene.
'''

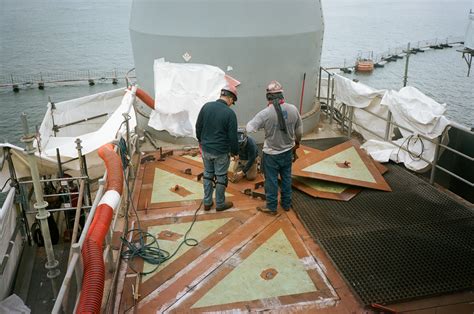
[0,188,23,301]
[334,74,386,109]
[334,75,389,140]
[148,59,229,138]
[1,143,60,193]
[465,7,474,49]
[38,88,137,158]
[359,86,451,171]
[380,86,450,139]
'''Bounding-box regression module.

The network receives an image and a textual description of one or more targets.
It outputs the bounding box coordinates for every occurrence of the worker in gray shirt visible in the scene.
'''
[246,80,303,215]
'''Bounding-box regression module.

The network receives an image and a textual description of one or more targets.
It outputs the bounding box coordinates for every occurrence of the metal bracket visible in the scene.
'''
[251,191,266,200]
[140,155,156,164]
[197,172,204,181]
[158,147,173,161]
[254,181,265,189]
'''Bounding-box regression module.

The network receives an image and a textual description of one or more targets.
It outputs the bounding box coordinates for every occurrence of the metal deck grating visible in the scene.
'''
[293,138,474,305]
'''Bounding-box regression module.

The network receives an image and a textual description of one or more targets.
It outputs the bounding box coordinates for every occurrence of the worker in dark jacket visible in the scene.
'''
[196,85,239,211]
[230,128,259,183]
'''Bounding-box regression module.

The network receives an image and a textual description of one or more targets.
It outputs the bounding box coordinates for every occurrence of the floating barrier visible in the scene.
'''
[0,69,135,92]
[338,36,464,74]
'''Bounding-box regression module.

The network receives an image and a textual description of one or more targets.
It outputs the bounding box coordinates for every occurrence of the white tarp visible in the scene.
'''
[380,86,450,139]
[334,75,389,140]
[38,88,137,158]
[334,74,386,108]
[361,86,451,171]
[0,189,23,301]
[465,8,474,49]
[1,143,60,193]
[149,59,228,138]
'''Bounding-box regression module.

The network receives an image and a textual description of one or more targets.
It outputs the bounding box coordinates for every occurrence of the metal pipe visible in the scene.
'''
[330,75,335,124]
[317,67,322,100]
[347,106,354,137]
[76,139,92,207]
[429,137,441,184]
[0,188,19,275]
[25,206,91,215]
[326,72,331,122]
[68,180,85,261]
[5,148,31,244]
[122,113,134,180]
[18,175,87,185]
[20,113,60,297]
[434,164,474,187]
[51,253,78,314]
[384,111,392,141]
[56,113,108,130]
[403,42,411,87]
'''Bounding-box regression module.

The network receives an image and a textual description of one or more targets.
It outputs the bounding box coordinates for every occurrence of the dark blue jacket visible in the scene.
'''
[196,99,239,155]
[239,136,258,174]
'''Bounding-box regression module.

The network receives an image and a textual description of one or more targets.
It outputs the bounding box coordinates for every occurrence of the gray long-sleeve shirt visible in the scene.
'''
[246,102,303,155]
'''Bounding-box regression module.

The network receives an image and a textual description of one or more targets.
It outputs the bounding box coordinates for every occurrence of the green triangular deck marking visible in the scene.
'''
[151,168,232,203]
[191,229,317,308]
[303,146,376,183]
[143,218,232,281]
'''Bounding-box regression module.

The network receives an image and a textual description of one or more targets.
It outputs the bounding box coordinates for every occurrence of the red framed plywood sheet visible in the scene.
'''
[292,141,391,192]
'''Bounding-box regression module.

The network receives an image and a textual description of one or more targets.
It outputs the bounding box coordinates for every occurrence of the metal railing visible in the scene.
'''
[317,67,474,190]
[0,188,23,277]
[51,87,137,313]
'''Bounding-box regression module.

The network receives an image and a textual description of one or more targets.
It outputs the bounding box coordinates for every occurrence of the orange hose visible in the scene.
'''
[77,144,123,314]
[97,144,123,195]
[135,87,155,109]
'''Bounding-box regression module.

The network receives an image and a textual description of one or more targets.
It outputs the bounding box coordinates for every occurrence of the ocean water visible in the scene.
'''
[0,0,472,148]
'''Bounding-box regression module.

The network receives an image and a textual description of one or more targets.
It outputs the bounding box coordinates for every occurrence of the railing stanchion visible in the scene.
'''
[384,111,392,141]
[430,136,441,185]
[347,106,354,138]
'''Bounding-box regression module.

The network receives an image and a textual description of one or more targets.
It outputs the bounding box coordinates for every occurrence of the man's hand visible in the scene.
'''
[292,142,300,163]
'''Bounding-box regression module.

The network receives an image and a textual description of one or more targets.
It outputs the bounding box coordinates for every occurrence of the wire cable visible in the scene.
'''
[0,177,11,192]
[118,145,201,275]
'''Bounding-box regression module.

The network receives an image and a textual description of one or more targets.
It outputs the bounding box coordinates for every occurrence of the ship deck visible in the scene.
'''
[111,120,474,313]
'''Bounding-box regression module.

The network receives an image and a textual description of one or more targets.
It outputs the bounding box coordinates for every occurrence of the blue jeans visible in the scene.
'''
[202,151,230,208]
[262,150,293,211]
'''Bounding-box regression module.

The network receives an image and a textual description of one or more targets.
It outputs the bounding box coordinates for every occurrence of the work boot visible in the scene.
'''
[257,206,277,216]
[216,201,233,211]
[204,201,213,211]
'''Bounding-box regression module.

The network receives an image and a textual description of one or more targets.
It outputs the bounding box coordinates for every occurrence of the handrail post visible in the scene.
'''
[341,103,347,132]
[317,67,322,100]
[384,111,393,141]
[347,106,354,138]
[75,138,92,207]
[20,113,61,298]
[105,232,115,273]
[330,74,335,125]
[430,135,442,184]
[122,113,134,179]
[326,72,332,123]
[73,243,84,297]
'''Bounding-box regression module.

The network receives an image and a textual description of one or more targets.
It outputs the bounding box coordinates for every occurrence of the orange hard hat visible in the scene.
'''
[221,84,238,102]
[266,80,283,94]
